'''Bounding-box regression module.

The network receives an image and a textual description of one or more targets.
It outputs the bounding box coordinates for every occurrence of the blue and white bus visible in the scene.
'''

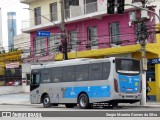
[30,57,142,109]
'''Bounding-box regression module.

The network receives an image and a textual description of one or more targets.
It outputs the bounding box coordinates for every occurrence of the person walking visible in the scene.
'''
[146,82,151,101]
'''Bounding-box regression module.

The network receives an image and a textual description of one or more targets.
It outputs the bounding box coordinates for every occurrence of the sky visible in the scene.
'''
[0,0,29,50]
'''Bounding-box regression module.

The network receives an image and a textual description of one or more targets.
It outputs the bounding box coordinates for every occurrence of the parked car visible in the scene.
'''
[6,80,16,86]
[6,80,22,86]
[14,80,22,86]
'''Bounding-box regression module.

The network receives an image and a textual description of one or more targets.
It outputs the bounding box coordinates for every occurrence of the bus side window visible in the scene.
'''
[63,66,75,82]
[52,67,63,83]
[102,62,110,80]
[42,69,50,83]
[89,63,102,80]
[76,64,89,81]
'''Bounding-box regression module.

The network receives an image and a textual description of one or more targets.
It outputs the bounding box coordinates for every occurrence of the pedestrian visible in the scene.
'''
[146,82,151,101]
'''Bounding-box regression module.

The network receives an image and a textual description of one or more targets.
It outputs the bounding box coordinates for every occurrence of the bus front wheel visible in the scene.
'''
[43,94,51,108]
[78,94,90,109]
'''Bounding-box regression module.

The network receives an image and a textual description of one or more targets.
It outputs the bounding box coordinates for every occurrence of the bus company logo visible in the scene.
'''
[129,78,132,83]
[2,112,12,117]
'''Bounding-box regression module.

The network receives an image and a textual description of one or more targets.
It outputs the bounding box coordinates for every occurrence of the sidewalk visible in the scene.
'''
[0,92,160,108]
[0,92,30,105]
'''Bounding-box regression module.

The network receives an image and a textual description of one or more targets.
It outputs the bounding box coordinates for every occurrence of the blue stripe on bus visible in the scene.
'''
[64,85,111,98]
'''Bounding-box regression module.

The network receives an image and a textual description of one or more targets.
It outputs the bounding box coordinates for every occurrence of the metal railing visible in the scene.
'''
[22,1,106,30]
[65,1,99,18]
[22,12,58,30]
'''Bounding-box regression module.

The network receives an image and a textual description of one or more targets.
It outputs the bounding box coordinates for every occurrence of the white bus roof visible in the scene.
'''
[31,58,115,70]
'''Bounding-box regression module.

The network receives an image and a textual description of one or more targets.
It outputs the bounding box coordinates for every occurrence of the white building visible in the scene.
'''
[0,0,29,51]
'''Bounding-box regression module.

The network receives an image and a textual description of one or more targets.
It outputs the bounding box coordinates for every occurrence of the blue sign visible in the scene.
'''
[148,58,160,64]
[37,31,50,37]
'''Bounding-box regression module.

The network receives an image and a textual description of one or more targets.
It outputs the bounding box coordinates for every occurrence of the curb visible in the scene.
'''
[0,103,40,106]
[1,103,160,108]
[0,92,30,96]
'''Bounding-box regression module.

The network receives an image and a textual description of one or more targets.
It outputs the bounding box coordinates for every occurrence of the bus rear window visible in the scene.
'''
[115,59,140,75]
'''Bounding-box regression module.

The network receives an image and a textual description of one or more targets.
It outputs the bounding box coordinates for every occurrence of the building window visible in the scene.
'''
[48,34,60,54]
[85,0,97,14]
[88,27,98,49]
[34,37,46,55]
[69,31,78,51]
[110,22,120,45]
[34,7,41,25]
[50,2,58,21]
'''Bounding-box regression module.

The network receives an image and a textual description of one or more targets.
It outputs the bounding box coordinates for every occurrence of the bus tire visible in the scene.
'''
[43,94,51,108]
[111,102,118,109]
[78,94,90,109]
[65,104,75,108]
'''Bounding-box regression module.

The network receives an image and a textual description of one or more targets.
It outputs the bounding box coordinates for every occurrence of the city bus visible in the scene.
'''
[30,57,142,109]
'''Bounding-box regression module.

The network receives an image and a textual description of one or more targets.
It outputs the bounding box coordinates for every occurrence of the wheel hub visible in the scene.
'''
[44,97,49,104]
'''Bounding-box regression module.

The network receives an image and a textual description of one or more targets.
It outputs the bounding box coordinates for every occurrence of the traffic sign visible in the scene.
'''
[37,31,50,37]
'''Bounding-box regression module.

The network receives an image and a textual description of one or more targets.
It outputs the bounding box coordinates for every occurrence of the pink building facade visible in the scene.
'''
[27,10,154,61]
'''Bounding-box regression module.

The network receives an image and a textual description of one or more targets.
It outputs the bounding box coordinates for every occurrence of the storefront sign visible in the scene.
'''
[148,58,160,64]
[6,62,19,68]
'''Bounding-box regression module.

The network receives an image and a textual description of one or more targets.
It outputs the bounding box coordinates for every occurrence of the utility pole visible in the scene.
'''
[134,0,148,106]
[60,0,68,60]
[139,21,147,106]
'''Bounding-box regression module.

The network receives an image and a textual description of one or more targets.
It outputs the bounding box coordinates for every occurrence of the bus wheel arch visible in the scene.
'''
[77,92,91,109]
[41,93,51,108]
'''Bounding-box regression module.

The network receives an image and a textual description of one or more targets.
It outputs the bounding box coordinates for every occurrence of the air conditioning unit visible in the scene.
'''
[70,5,83,18]
[129,11,136,22]
[141,9,149,19]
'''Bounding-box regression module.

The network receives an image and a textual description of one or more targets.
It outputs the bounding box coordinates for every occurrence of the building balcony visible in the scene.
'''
[20,0,37,4]
[21,13,61,33]
[65,1,107,23]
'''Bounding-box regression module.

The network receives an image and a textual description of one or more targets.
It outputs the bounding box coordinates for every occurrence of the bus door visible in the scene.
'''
[30,72,41,104]
[115,58,141,93]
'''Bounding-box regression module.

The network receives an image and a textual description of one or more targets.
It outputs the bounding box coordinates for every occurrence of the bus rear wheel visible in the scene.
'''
[78,94,90,109]
[111,102,118,109]
[43,94,51,108]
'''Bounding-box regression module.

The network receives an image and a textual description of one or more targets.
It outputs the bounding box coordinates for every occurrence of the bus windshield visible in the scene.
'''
[115,58,140,75]
[31,74,40,85]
